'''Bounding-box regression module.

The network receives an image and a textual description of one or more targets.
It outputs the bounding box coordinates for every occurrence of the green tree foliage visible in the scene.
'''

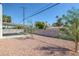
[3,15,11,23]
[14,25,24,29]
[61,8,79,52]
[35,21,45,29]
[52,16,63,27]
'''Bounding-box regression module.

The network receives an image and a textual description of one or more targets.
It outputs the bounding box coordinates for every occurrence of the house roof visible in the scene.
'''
[3,22,16,26]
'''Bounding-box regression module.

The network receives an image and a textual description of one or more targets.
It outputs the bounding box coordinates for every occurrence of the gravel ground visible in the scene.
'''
[0,34,79,56]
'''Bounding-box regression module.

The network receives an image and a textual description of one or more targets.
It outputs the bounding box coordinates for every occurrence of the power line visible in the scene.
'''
[21,4,51,23]
[29,4,51,16]
[24,3,60,20]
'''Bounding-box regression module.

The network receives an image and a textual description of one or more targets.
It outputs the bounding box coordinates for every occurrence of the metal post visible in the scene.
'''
[0,4,2,38]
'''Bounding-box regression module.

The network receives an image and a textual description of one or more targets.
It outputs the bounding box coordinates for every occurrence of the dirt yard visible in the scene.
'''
[0,34,79,56]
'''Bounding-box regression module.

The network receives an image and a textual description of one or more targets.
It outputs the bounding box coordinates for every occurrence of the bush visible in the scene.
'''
[14,25,24,29]
[58,33,74,41]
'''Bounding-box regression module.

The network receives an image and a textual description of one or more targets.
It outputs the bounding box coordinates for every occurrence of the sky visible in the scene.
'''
[2,3,79,25]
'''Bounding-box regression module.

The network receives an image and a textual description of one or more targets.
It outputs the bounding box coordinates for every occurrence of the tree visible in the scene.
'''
[35,21,45,29]
[52,16,63,27]
[3,15,11,23]
[61,8,79,52]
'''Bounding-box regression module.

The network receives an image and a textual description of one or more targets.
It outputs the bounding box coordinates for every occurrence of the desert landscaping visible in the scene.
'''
[0,34,78,56]
[0,3,79,56]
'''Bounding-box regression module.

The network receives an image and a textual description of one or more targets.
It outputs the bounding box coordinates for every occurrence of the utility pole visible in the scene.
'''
[21,7,34,39]
[22,7,26,34]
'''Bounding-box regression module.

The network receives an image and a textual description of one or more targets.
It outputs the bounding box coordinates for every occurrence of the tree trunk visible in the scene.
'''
[74,19,78,52]
[75,39,78,52]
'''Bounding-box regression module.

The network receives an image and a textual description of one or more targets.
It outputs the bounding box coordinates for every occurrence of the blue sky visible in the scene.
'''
[2,3,79,25]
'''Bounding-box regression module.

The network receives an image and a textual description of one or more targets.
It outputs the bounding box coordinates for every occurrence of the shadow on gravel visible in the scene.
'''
[34,38,72,55]
[38,46,70,51]
[15,35,34,40]
[36,46,71,56]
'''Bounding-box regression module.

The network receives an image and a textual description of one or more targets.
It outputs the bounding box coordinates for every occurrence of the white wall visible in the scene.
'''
[0,4,2,38]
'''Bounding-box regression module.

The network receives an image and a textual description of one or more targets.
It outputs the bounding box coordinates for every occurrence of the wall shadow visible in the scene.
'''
[36,46,71,56]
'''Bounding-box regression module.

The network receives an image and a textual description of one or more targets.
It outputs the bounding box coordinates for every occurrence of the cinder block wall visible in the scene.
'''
[34,28,60,37]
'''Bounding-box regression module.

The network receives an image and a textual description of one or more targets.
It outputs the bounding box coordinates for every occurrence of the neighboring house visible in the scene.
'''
[3,22,24,35]
[3,22,16,29]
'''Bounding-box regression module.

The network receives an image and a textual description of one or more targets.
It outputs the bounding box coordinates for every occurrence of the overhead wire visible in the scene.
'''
[24,3,60,20]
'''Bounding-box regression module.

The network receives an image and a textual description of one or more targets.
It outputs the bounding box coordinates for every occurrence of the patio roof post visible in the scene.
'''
[0,4,3,38]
